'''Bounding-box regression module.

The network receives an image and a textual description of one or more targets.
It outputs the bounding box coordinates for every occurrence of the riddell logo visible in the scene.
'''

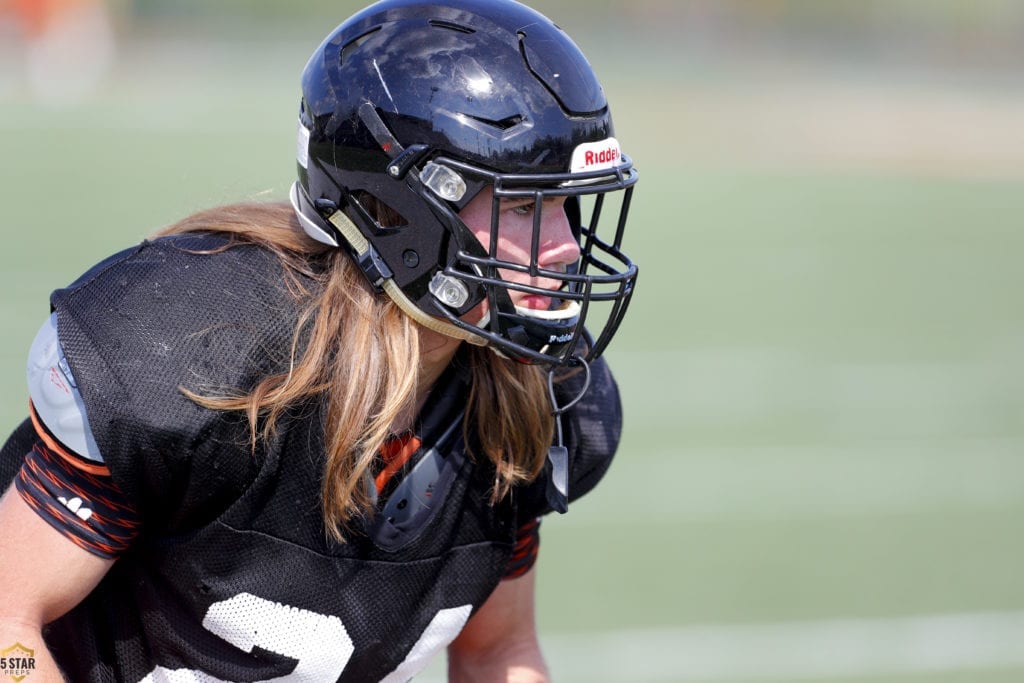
[583,146,619,168]
[569,137,622,174]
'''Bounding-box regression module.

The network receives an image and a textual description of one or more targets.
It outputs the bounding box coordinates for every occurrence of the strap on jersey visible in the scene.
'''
[366,353,472,552]
[366,407,466,553]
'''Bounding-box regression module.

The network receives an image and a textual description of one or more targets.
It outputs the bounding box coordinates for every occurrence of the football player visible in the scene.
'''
[0,0,638,680]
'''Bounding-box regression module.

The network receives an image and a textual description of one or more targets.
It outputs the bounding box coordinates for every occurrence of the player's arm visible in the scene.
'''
[447,567,549,683]
[0,483,115,682]
[0,314,138,679]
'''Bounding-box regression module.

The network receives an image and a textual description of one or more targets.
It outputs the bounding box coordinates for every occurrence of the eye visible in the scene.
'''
[511,204,534,216]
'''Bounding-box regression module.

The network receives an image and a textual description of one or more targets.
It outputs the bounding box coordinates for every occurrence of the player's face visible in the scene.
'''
[459,187,581,313]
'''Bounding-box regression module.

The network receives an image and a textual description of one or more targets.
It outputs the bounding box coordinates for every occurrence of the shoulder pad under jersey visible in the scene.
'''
[27,313,104,462]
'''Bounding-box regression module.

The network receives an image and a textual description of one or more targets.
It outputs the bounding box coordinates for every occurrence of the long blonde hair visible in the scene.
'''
[155,201,553,540]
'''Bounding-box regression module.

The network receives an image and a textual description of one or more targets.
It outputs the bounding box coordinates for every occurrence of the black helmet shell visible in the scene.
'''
[294,0,637,365]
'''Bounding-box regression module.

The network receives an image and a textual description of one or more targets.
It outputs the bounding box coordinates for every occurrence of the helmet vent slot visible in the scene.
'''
[429,19,475,34]
[353,192,408,229]
[463,113,524,131]
[340,27,381,65]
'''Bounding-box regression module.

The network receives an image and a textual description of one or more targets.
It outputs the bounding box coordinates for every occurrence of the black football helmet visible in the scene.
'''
[291,0,638,365]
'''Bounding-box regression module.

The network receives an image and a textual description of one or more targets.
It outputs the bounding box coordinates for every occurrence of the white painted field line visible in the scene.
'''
[540,611,1024,682]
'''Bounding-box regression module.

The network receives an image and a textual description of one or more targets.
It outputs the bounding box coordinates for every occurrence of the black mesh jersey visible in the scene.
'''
[0,233,623,683]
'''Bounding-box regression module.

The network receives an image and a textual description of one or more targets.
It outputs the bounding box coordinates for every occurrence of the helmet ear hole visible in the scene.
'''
[352,192,408,229]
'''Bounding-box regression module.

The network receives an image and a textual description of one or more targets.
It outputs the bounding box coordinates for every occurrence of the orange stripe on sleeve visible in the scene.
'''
[28,399,109,476]
[15,440,140,559]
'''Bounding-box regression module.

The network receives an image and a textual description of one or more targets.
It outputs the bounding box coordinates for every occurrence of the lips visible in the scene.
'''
[514,298,581,321]
[518,294,553,310]
[510,272,569,311]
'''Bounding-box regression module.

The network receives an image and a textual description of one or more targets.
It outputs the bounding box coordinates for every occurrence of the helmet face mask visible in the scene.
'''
[292,0,638,365]
[430,155,637,364]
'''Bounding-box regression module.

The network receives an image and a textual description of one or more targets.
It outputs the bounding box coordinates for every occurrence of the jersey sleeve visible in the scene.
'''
[14,428,141,559]
[10,316,141,557]
[502,517,541,580]
[557,355,622,502]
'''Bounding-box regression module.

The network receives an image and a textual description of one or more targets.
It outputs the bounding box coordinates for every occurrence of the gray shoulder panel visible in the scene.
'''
[26,313,104,463]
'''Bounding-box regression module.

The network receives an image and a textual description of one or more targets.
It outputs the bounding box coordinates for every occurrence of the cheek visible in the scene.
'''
[480,227,536,264]
[468,213,533,261]
[470,224,491,251]
[460,300,488,325]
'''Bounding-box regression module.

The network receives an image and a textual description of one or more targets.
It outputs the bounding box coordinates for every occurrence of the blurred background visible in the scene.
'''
[2,1,1023,681]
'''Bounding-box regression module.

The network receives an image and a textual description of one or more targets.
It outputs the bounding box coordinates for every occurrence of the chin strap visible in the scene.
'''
[544,357,592,514]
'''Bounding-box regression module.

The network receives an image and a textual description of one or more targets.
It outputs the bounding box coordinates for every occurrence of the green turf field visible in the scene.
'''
[1,12,1023,682]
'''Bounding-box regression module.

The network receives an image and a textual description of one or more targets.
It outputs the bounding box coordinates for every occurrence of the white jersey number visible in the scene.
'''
[140,593,472,683]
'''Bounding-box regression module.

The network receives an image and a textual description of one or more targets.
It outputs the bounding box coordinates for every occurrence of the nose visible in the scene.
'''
[538,202,581,271]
